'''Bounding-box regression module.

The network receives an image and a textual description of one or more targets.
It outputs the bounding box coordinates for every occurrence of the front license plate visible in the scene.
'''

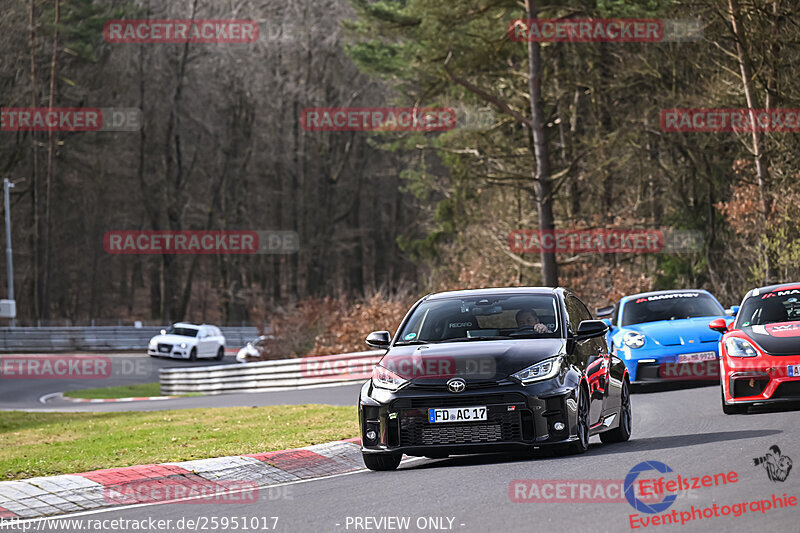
[678,351,716,364]
[428,406,487,423]
[788,364,800,377]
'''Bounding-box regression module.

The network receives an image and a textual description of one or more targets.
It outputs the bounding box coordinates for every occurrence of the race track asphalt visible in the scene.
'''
[11,383,800,533]
[0,353,363,412]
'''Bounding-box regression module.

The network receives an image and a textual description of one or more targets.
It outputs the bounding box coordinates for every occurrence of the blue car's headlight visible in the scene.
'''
[725,337,758,358]
[623,331,645,349]
[512,357,561,384]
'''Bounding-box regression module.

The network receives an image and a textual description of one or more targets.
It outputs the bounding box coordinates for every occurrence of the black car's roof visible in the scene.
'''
[426,287,560,301]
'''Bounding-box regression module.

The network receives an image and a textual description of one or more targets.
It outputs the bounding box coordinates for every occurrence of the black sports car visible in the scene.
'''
[358,287,632,471]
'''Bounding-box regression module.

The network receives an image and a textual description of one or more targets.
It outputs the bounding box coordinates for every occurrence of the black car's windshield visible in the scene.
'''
[620,292,723,326]
[166,326,198,337]
[395,294,560,344]
[737,291,800,327]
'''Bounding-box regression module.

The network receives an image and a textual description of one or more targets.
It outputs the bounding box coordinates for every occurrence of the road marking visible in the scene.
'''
[8,457,427,523]
[38,392,62,404]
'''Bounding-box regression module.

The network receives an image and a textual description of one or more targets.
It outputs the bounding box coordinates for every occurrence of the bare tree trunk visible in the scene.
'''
[136,0,161,319]
[728,0,773,281]
[28,0,40,319]
[43,0,61,318]
[525,0,558,286]
[160,0,198,321]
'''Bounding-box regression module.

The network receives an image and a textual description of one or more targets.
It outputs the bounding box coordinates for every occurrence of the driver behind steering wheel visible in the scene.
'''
[515,308,550,333]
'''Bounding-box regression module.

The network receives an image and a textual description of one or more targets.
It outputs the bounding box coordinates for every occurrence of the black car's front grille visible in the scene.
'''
[408,380,515,392]
[158,343,172,353]
[772,381,800,399]
[400,411,522,446]
[419,424,503,445]
[393,393,526,409]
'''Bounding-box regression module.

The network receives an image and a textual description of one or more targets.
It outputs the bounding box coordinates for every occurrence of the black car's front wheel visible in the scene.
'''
[362,453,401,471]
[600,378,632,443]
[566,387,590,454]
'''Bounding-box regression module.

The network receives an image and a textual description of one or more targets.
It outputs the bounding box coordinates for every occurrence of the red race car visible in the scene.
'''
[710,283,800,414]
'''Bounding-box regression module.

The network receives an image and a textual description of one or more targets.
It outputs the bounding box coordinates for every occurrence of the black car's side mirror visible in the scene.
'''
[366,331,392,348]
[576,320,608,340]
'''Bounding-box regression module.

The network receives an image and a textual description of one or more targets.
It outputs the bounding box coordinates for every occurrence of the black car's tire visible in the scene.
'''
[362,453,401,471]
[215,347,225,361]
[565,387,590,455]
[189,348,197,361]
[721,386,747,414]
[600,378,632,444]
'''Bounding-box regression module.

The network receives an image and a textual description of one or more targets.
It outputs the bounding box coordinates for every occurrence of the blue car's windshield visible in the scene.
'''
[396,294,560,344]
[620,292,723,326]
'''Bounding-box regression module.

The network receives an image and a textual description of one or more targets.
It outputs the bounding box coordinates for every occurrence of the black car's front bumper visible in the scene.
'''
[358,377,582,456]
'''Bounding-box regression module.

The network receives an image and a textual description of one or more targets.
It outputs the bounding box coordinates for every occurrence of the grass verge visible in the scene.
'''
[62,382,176,399]
[0,405,358,480]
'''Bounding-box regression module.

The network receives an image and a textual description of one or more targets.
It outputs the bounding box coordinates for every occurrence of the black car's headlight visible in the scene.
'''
[512,356,561,384]
[372,365,409,391]
[725,337,758,357]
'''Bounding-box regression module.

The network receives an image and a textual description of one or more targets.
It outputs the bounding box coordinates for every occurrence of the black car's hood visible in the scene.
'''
[379,339,566,383]
[743,322,800,355]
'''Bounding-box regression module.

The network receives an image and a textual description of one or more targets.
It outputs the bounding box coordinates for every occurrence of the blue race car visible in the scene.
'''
[596,290,737,383]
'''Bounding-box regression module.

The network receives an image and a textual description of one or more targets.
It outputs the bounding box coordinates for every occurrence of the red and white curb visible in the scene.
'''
[0,438,363,520]
[39,392,179,405]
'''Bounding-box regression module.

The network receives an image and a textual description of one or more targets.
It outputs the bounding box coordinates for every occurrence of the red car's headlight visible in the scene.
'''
[725,337,758,358]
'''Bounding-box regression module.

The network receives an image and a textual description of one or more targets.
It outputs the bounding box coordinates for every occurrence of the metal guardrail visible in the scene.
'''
[160,350,384,395]
[0,326,261,352]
